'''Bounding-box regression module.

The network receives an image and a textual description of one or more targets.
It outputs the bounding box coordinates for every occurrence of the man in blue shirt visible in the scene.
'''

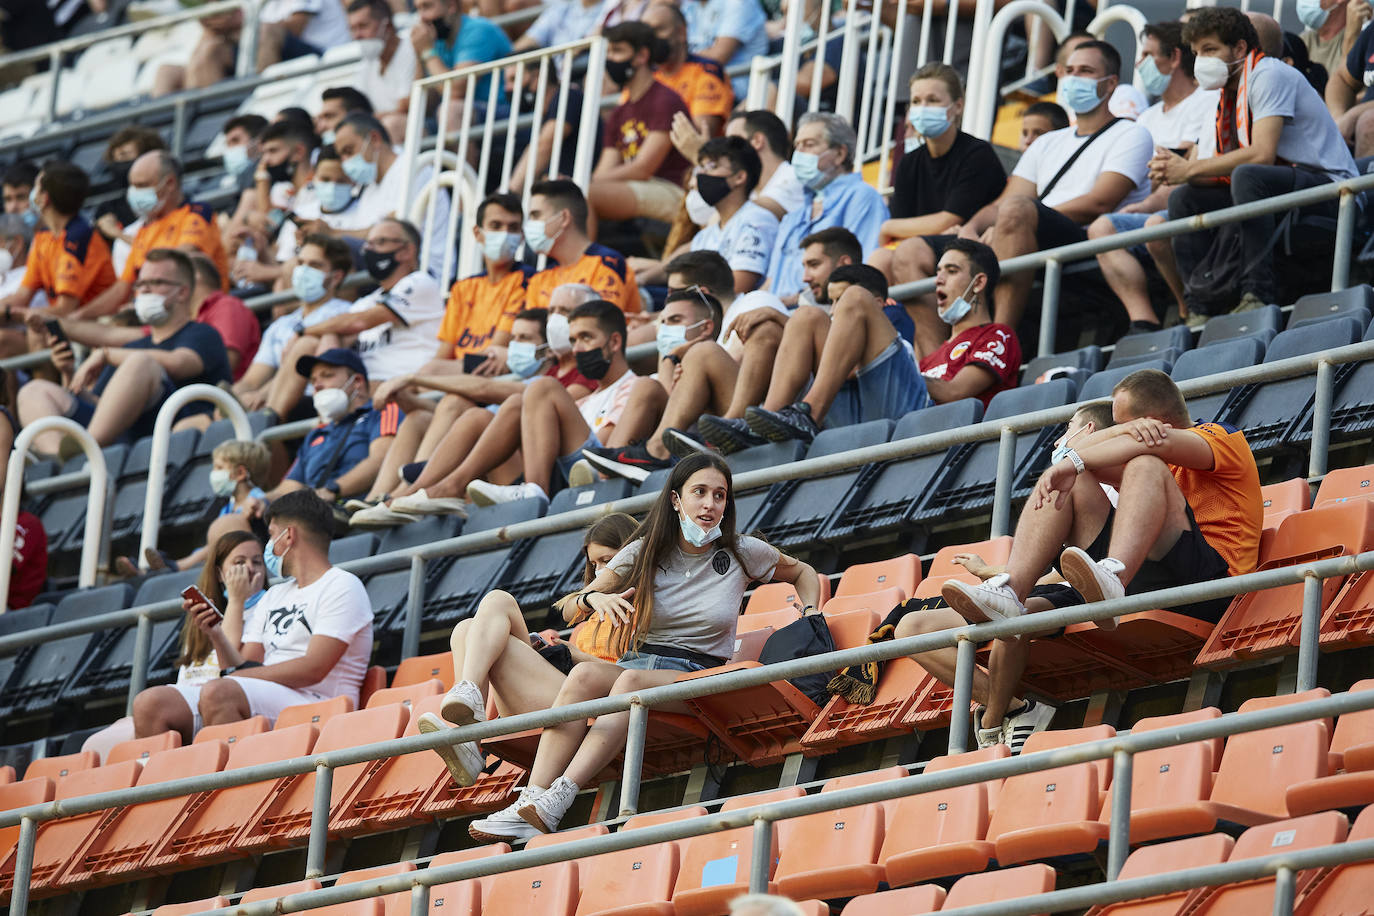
[270,348,402,504]
[680,0,769,100]
[764,112,888,305]
[412,0,512,107]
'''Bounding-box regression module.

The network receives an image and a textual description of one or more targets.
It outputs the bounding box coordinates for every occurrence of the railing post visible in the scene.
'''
[1332,188,1355,292]
[126,614,154,717]
[305,763,333,879]
[1296,574,1323,693]
[1272,865,1297,916]
[236,0,260,79]
[948,638,978,753]
[774,0,806,119]
[618,698,649,818]
[1106,748,1133,880]
[1039,257,1062,358]
[1309,360,1334,480]
[7,817,35,916]
[748,817,772,893]
[989,426,1018,538]
[409,882,428,916]
[403,555,427,660]
[47,47,61,123]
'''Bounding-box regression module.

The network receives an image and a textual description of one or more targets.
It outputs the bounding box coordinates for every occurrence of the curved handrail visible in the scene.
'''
[1087,5,1150,93]
[136,385,252,570]
[971,1,1069,140]
[0,418,106,610]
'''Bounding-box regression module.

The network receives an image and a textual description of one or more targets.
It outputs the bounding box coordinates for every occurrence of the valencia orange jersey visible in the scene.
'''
[653,53,734,122]
[22,216,115,305]
[525,243,642,314]
[438,264,535,355]
[121,201,229,289]
[1172,422,1263,576]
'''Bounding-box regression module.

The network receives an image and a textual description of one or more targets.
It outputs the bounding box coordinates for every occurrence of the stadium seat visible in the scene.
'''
[1172,337,1267,425]
[193,716,270,747]
[944,863,1056,908]
[572,806,704,916]
[1303,323,1374,443]
[1293,804,1374,915]
[840,885,946,915]
[365,571,411,636]
[333,695,452,837]
[774,766,906,900]
[393,652,456,691]
[425,845,509,916]
[337,862,417,916]
[1285,680,1374,815]
[1128,693,1330,844]
[1197,304,1282,349]
[1079,360,1173,403]
[486,525,591,613]
[66,572,191,701]
[108,430,199,546]
[1286,285,1374,329]
[747,419,894,551]
[479,830,579,915]
[413,692,526,823]
[365,680,444,711]
[1262,477,1313,525]
[106,730,181,765]
[1022,344,1106,383]
[0,778,54,866]
[878,746,1010,885]
[1195,499,1374,667]
[148,897,233,916]
[331,534,379,567]
[1098,709,1223,843]
[1107,325,1192,368]
[24,751,101,782]
[1184,811,1348,914]
[672,787,804,916]
[55,740,230,890]
[240,880,337,913]
[1085,833,1235,916]
[145,723,319,870]
[833,554,922,599]
[0,768,11,785]
[1313,463,1374,506]
[819,398,984,546]
[275,696,356,730]
[237,703,409,851]
[742,579,832,616]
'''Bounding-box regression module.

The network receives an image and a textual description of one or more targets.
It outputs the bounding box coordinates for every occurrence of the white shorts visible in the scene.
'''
[173,677,326,734]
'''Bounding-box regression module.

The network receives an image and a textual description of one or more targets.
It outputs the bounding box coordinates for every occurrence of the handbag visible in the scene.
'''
[758,613,838,705]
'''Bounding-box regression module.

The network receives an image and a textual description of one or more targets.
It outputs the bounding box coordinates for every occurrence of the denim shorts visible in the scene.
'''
[616,651,709,673]
[827,338,930,428]
[556,430,601,486]
[1106,210,1162,259]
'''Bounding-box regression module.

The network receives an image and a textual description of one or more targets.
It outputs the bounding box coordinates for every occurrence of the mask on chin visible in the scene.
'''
[938,277,978,325]
[677,506,721,547]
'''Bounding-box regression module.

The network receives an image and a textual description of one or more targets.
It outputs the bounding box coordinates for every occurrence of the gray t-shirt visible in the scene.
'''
[1248,56,1358,181]
[609,536,780,660]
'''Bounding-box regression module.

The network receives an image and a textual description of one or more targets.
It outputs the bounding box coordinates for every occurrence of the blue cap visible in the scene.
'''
[296,347,368,380]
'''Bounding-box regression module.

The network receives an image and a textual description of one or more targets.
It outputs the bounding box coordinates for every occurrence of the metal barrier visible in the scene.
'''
[0,418,106,610]
[136,385,253,571]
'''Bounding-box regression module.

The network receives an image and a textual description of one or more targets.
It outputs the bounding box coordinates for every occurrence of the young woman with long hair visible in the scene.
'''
[453,452,820,841]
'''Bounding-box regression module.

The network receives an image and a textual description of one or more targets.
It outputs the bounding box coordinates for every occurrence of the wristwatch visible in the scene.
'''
[323,479,341,498]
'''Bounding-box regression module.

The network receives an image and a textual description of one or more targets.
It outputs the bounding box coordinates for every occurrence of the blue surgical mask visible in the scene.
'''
[939,277,978,325]
[223,145,253,176]
[507,340,547,378]
[263,532,288,579]
[679,511,721,547]
[27,185,40,211]
[292,264,328,303]
[791,150,826,190]
[1051,424,1089,465]
[320,128,337,147]
[482,229,520,263]
[1296,0,1329,30]
[20,207,36,229]
[126,184,159,218]
[656,318,705,358]
[342,141,378,186]
[314,180,353,213]
[1059,75,1107,114]
[244,589,266,610]
[1136,55,1171,97]
[523,218,555,255]
[907,104,951,138]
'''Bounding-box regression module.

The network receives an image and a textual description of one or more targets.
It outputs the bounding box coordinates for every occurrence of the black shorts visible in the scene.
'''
[1032,200,1090,250]
[1085,502,1231,623]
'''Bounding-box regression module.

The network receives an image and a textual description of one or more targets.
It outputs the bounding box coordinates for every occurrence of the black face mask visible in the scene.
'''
[266,159,296,184]
[521,88,539,110]
[362,248,398,281]
[431,17,452,41]
[696,174,733,207]
[575,345,612,380]
[605,57,636,87]
[108,160,131,185]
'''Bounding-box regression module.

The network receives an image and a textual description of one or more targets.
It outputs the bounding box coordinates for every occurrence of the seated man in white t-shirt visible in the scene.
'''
[131,490,374,741]
[1089,21,1219,333]
[259,0,354,67]
[914,41,1152,333]
[345,0,418,143]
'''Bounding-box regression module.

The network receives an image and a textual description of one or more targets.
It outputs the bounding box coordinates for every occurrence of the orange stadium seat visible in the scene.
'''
[337,862,417,916]
[426,845,511,916]
[988,727,1116,866]
[106,730,181,765]
[1261,477,1312,525]
[243,879,383,916]
[392,652,457,690]
[840,885,947,916]
[482,829,580,915]
[1085,833,1235,916]
[672,787,804,916]
[194,716,271,746]
[944,863,1056,910]
[1186,812,1348,915]
[742,579,832,616]
[1294,804,1374,915]
[364,679,445,710]
[56,739,231,891]
[1099,709,1223,844]
[275,696,356,731]
[359,666,388,708]
[145,723,319,871]
[1312,464,1374,506]
[574,807,704,916]
[1286,679,1374,815]
[0,778,54,866]
[774,766,907,900]
[24,751,100,782]
[801,655,932,756]
[237,703,409,852]
[0,767,12,785]
[414,691,524,823]
[879,746,1010,886]
[832,555,922,599]
[148,897,233,916]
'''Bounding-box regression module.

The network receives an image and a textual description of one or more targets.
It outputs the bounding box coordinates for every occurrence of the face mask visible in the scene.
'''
[507,340,547,378]
[314,180,352,213]
[1059,75,1107,114]
[313,383,352,421]
[575,345,611,380]
[134,292,170,325]
[678,508,722,547]
[343,141,378,186]
[126,184,159,218]
[791,149,827,190]
[696,173,733,207]
[685,187,715,226]
[656,318,704,358]
[431,17,452,41]
[605,57,636,87]
[358,37,384,60]
[223,145,253,176]
[938,277,978,325]
[320,128,337,147]
[1136,55,1171,97]
[904,135,922,153]
[362,246,398,281]
[907,104,951,138]
[209,468,237,497]
[545,312,570,352]
[1296,0,1329,30]
[1051,424,1088,466]
[481,229,520,263]
[523,217,558,255]
[20,207,36,230]
[1193,54,1234,91]
[263,532,288,579]
[27,185,40,212]
[244,588,265,610]
[292,264,329,303]
[0,249,13,274]
[266,159,297,184]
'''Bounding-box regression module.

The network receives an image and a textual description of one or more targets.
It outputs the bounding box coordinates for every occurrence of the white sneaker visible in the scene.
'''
[416,711,485,787]
[973,706,1005,750]
[942,574,1025,624]
[518,775,578,834]
[439,680,486,726]
[469,785,544,842]
[568,459,599,488]
[466,480,549,508]
[1002,698,1057,754]
[348,504,421,528]
[1059,547,1125,631]
[390,489,470,518]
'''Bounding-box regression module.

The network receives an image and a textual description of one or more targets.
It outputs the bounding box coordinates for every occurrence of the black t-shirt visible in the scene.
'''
[1345,25,1374,102]
[889,131,1007,222]
[93,320,231,421]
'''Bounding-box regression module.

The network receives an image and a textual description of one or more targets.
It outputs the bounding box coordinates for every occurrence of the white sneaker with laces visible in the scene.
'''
[466,480,549,508]
[348,504,421,528]
[942,574,1026,624]
[440,680,486,725]
[1060,547,1126,631]
[469,785,544,842]
[518,775,579,834]
[390,489,470,518]
[973,706,1005,750]
[1001,698,1057,754]
[416,711,485,787]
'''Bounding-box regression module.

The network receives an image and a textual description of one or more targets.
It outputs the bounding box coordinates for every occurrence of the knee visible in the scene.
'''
[1087,215,1117,241]
[867,247,894,279]
[16,379,56,409]
[681,340,727,370]
[609,670,655,695]
[630,376,668,404]
[746,321,783,351]
[560,662,610,701]
[895,611,939,640]
[1122,452,1171,482]
[198,678,246,720]
[132,686,181,731]
[893,237,935,276]
[996,194,1038,230]
[790,305,830,332]
[524,376,560,397]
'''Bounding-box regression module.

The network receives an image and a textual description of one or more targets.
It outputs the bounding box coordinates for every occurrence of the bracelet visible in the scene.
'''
[1063,447,1086,474]
[799,604,816,615]
[422,47,440,60]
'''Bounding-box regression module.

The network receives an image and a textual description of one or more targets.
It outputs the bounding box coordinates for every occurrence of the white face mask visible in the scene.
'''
[358,37,385,60]
[313,383,352,421]
[134,292,170,325]
[545,312,571,353]
[938,277,978,325]
[678,508,721,547]
[1193,54,1235,91]
[685,187,715,226]
[0,249,13,275]
[209,468,237,497]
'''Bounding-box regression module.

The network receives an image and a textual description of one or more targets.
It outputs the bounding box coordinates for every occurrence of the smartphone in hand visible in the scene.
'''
[181,585,223,619]
[44,319,66,344]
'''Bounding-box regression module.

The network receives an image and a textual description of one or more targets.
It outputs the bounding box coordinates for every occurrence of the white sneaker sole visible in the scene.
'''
[440,692,484,727]
[1060,547,1121,631]
[392,498,469,517]
[466,483,504,507]
[941,579,1022,624]
[416,712,482,788]
[581,450,650,483]
[468,816,540,843]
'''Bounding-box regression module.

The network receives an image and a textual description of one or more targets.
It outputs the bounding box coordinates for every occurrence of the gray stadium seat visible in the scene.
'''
[1197,304,1282,349]
[1078,360,1174,402]
[1106,325,1192,368]
[1286,285,1374,330]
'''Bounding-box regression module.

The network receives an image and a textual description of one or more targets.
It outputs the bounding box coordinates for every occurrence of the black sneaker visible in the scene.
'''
[1002,698,1056,754]
[581,443,673,483]
[746,402,821,444]
[662,427,709,459]
[697,414,766,454]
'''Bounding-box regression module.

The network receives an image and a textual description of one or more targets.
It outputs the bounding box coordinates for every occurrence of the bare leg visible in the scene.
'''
[891,236,945,357]
[1003,469,1114,600]
[366,410,432,500]
[722,322,782,418]
[1144,212,1188,320]
[131,686,196,743]
[415,394,476,462]
[86,353,164,446]
[867,245,896,283]
[989,195,1041,329]
[266,334,321,419]
[896,606,995,707]
[255,21,287,71]
[1104,455,1192,583]
[518,376,592,494]
[800,289,896,422]
[198,678,251,726]
[396,406,496,500]
[451,590,570,716]
[185,31,236,90]
[602,378,669,449]
[427,393,525,499]
[760,306,830,410]
[562,669,691,788]
[16,379,76,455]
[1089,216,1158,325]
[526,661,625,788]
[645,342,738,459]
[984,637,1031,726]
